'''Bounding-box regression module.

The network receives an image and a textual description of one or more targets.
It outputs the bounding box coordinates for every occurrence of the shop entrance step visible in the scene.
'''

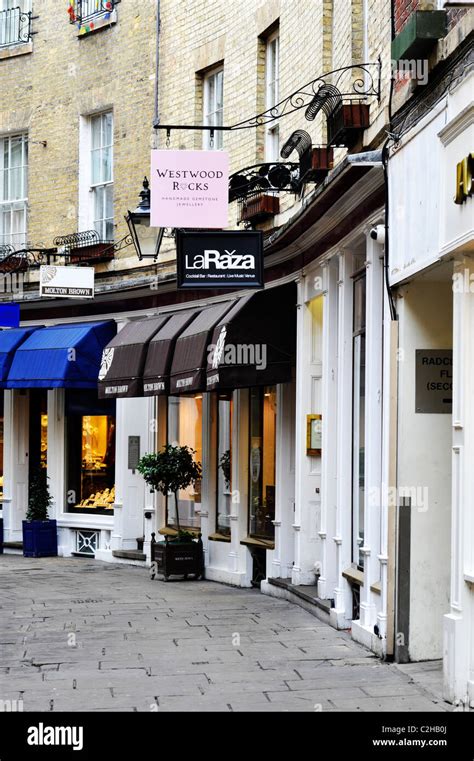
[3,541,23,555]
[112,549,146,562]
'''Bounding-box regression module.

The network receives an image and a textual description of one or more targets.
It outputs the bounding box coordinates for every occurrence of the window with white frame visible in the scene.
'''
[0,133,28,250]
[203,67,224,150]
[90,112,113,241]
[0,0,32,48]
[265,30,280,162]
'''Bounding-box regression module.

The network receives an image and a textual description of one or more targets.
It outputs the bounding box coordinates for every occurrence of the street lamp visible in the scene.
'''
[125,177,164,261]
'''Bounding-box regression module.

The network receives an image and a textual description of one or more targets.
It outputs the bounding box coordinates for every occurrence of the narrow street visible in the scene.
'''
[0,556,449,713]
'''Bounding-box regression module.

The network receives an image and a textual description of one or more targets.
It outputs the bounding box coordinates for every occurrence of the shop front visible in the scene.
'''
[96,282,297,586]
[0,320,116,555]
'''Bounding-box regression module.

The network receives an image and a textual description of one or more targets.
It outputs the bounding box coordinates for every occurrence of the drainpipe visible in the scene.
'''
[153,0,161,131]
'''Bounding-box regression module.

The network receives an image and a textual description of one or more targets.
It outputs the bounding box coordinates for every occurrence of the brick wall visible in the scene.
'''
[0,0,392,274]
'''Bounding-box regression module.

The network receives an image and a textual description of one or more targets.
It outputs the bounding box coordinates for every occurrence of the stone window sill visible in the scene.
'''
[0,42,33,61]
[208,532,231,543]
[342,566,364,587]
[240,536,275,550]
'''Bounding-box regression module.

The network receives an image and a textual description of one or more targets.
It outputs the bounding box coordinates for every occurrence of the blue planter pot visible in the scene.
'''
[22,519,58,558]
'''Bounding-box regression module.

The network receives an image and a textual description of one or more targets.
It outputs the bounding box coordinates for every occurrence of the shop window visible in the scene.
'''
[0,393,3,499]
[249,386,277,541]
[28,389,47,478]
[203,67,224,150]
[66,391,115,514]
[216,395,232,536]
[352,262,366,570]
[167,395,203,530]
[0,133,28,250]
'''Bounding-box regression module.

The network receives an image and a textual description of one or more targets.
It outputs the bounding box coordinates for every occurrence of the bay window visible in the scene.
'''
[167,395,202,530]
[249,386,277,541]
[216,395,232,536]
[66,391,116,514]
[352,260,366,569]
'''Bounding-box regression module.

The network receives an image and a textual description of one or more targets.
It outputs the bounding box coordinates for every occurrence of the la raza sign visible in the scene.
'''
[151,150,229,229]
[176,230,264,289]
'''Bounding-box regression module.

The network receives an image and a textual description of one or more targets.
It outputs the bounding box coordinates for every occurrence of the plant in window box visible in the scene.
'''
[138,445,204,581]
[22,469,58,558]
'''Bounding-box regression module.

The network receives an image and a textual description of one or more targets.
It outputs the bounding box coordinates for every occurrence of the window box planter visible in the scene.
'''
[300,147,334,183]
[239,193,280,223]
[22,519,58,558]
[327,102,370,148]
[69,242,114,265]
[391,10,447,63]
[150,532,204,581]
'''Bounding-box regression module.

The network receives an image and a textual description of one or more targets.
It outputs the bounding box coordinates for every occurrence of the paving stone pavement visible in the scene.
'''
[0,556,452,713]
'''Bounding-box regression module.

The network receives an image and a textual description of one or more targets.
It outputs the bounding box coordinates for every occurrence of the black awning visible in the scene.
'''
[169,302,234,395]
[98,316,169,399]
[142,309,200,396]
[206,282,297,391]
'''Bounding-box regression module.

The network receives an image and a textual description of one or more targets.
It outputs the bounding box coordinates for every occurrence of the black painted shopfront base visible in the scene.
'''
[150,533,204,581]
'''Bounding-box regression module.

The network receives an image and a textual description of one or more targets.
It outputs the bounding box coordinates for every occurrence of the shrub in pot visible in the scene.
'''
[138,444,203,580]
[22,469,57,558]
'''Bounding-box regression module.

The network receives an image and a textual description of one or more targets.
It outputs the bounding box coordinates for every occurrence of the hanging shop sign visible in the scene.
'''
[0,303,20,328]
[176,230,264,289]
[151,150,229,228]
[415,349,452,414]
[40,265,95,299]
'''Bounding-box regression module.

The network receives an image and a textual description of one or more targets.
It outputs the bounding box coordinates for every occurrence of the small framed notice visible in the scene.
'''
[128,436,140,471]
[306,414,322,456]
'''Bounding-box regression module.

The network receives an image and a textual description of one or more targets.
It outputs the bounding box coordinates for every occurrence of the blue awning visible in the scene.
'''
[0,327,38,387]
[6,321,116,389]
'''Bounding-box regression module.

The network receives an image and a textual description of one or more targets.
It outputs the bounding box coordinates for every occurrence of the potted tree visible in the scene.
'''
[138,444,204,581]
[23,469,58,558]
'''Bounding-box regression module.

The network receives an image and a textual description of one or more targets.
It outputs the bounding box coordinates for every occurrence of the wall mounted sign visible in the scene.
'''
[455,153,474,205]
[176,230,264,289]
[0,303,20,328]
[40,265,94,299]
[306,414,322,456]
[415,349,452,414]
[151,149,229,228]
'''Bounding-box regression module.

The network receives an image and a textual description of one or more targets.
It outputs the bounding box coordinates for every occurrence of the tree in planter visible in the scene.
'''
[26,469,53,522]
[137,445,202,537]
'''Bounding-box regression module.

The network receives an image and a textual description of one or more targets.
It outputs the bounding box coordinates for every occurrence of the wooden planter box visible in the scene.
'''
[150,533,204,581]
[240,194,279,223]
[22,519,58,558]
[327,103,370,148]
[69,243,114,265]
[300,147,334,183]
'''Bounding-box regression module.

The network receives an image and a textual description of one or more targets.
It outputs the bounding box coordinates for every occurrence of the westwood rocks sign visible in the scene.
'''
[151,149,229,228]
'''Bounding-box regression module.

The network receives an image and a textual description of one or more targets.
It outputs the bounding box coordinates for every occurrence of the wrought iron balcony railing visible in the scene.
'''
[0,6,32,48]
[69,0,118,26]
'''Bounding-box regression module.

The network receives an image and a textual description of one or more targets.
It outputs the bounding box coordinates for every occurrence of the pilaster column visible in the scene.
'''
[2,390,29,542]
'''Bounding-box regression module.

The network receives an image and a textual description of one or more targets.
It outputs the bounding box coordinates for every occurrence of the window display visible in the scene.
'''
[249,386,277,540]
[167,395,202,529]
[216,396,232,536]
[66,392,115,514]
[29,389,48,478]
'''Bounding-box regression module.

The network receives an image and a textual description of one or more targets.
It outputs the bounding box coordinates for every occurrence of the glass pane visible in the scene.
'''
[10,138,22,168]
[104,112,113,147]
[91,116,101,150]
[102,145,112,183]
[216,70,223,110]
[9,167,22,200]
[93,185,104,230]
[91,148,101,184]
[217,397,232,536]
[352,334,366,569]
[249,386,276,540]
[353,275,366,332]
[167,396,202,530]
[104,216,114,242]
